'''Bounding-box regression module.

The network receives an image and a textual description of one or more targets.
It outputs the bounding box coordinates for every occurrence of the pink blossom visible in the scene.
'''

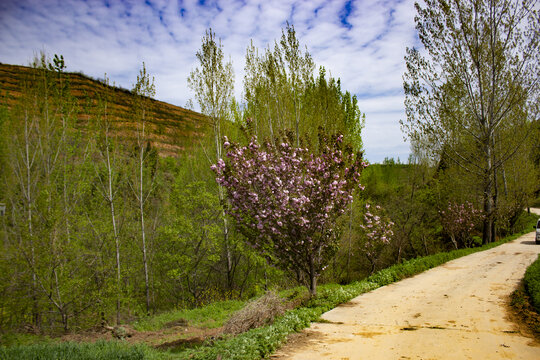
[211,133,366,292]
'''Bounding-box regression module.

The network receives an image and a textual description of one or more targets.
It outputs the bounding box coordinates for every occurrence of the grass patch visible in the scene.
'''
[511,283,540,338]
[524,254,540,313]
[0,333,54,347]
[0,340,159,360]
[132,300,245,332]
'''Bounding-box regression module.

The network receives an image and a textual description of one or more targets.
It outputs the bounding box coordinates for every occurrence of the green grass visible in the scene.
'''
[524,254,540,313]
[0,333,54,347]
[132,300,246,332]
[0,340,158,360]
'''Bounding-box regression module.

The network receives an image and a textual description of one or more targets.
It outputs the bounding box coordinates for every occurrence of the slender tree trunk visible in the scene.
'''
[105,125,121,326]
[23,109,40,329]
[308,255,317,297]
[450,234,458,250]
[214,118,233,291]
[492,160,498,243]
[482,138,493,245]
[293,87,300,147]
[482,182,493,245]
[140,147,150,314]
[266,93,275,146]
[369,258,376,275]
[138,111,151,315]
[345,200,353,282]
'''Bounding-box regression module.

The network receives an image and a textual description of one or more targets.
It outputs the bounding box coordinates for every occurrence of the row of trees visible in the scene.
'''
[0,54,170,332]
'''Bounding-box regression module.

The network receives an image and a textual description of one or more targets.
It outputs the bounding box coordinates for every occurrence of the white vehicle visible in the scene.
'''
[536,218,540,244]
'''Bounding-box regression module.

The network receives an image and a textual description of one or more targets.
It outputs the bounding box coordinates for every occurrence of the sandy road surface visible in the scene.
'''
[274,210,540,360]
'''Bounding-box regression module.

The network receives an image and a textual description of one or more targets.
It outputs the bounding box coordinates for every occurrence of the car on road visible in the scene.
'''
[536,218,540,244]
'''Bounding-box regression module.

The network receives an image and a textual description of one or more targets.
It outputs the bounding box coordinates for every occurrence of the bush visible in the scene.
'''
[524,254,540,313]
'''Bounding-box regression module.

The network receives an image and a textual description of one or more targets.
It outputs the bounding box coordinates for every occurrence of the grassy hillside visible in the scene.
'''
[0,62,209,157]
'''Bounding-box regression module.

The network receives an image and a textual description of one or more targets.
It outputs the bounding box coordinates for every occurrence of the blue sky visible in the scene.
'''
[0,0,420,163]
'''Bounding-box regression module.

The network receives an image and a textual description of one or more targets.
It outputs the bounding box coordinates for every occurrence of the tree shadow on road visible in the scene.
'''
[519,240,538,246]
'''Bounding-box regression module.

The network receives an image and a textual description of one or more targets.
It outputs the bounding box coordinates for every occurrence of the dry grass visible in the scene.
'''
[222,291,287,335]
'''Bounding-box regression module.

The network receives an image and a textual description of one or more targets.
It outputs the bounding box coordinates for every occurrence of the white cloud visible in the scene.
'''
[0,0,418,162]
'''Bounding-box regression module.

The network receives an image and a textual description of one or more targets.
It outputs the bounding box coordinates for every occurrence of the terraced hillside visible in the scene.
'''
[0,62,210,157]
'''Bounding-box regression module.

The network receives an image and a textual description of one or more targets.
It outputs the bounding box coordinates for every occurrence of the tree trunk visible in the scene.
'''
[308,255,317,297]
[482,139,494,245]
[482,193,493,245]
[139,115,150,315]
[106,130,121,326]
[450,234,458,250]
[345,201,353,282]
[214,119,234,293]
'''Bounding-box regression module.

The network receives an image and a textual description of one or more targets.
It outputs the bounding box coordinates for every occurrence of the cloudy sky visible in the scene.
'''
[0,0,421,162]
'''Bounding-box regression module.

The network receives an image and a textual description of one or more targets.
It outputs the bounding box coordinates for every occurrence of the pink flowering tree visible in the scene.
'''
[440,202,484,249]
[211,133,366,296]
[359,203,393,274]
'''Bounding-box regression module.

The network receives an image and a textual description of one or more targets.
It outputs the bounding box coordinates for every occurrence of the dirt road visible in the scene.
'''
[274,211,540,359]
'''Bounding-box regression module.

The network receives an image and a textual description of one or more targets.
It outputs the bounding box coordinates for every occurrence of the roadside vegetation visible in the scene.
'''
[511,252,540,339]
[524,254,540,314]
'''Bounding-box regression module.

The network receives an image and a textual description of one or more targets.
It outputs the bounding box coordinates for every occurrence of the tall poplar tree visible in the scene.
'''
[130,63,157,314]
[244,24,364,152]
[188,28,236,289]
[92,75,124,325]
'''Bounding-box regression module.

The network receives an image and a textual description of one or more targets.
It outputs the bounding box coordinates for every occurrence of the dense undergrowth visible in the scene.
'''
[2,213,536,360]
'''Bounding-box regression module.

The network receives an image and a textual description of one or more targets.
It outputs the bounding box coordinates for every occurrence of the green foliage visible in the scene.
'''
[361,161,444,263]
[402,0,539,244]
[132,300,245,332]
[524,254,540,313]
[243,25,363,151]
[0,52,284,335]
